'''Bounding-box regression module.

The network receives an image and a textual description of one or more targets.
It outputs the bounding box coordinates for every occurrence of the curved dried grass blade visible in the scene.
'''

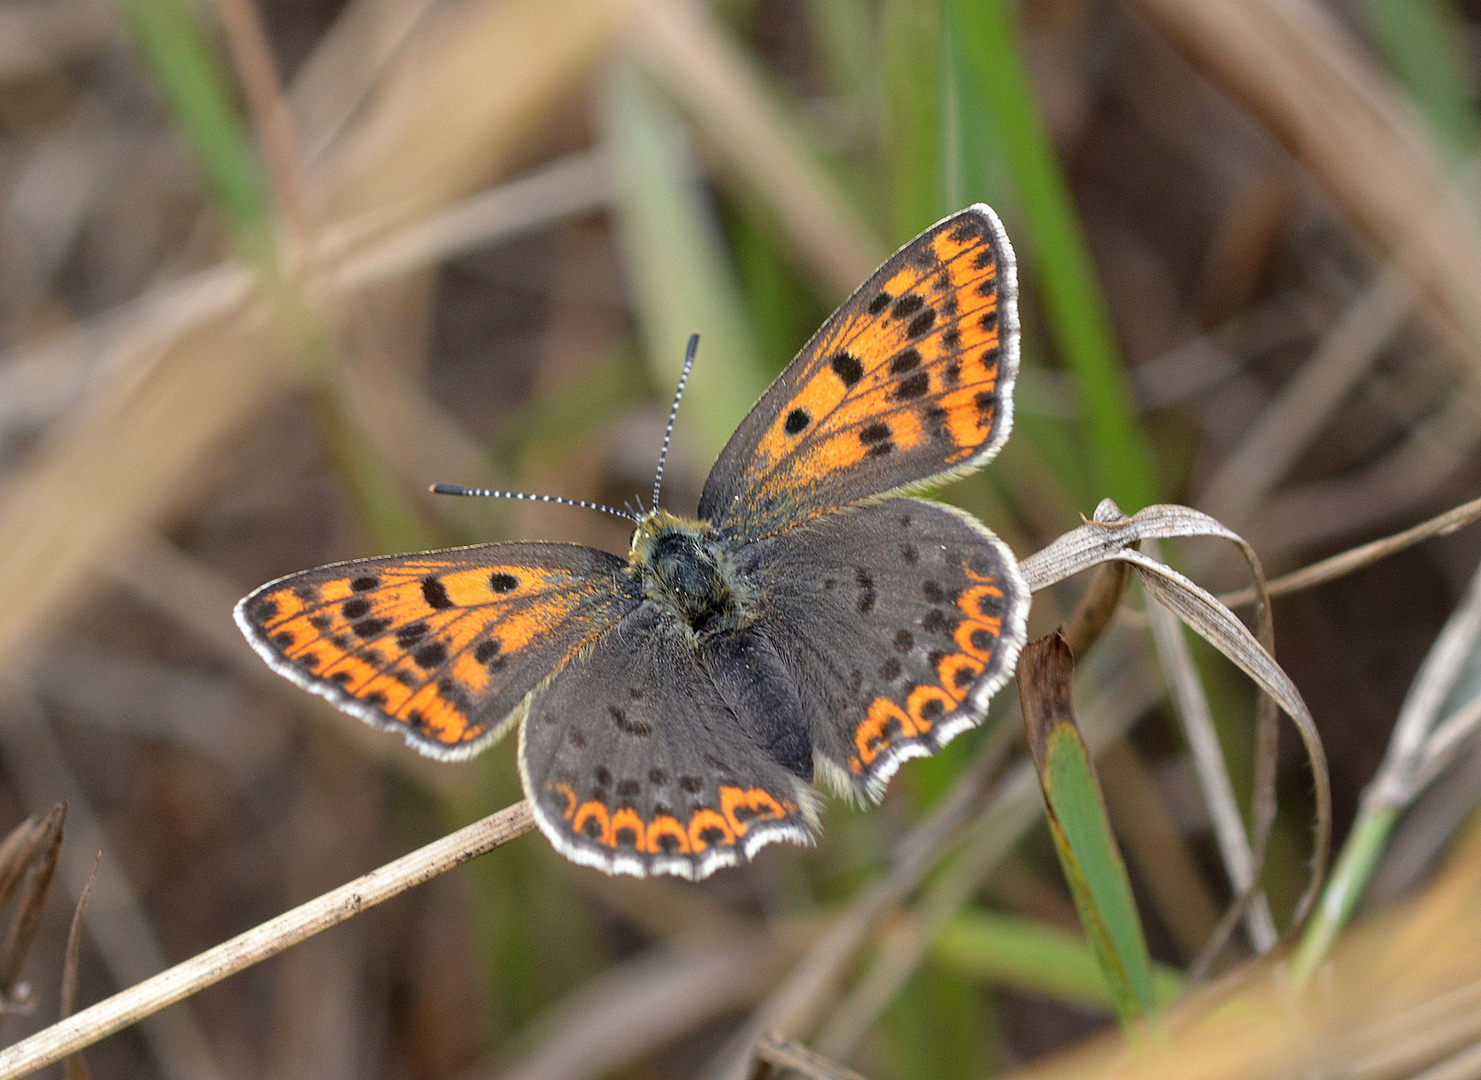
[0,803,64,1008]
[0,807,60,914]
[1019,501,1327,934]
[1145,580,1278,955]
[1221,494,1481,609]
[1118,548,1330,926]
[60,852,99,1080]
[756,1033,874,1080]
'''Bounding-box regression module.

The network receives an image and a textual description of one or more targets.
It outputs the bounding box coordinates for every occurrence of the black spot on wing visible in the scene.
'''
[890,349,921,375]
[610,705,653,737]
[892,295,925,320]
[893,372,930,400]
[831,351,864,387]
[413,642,447,668]
[422,577,453,610]
[907,309,937,338]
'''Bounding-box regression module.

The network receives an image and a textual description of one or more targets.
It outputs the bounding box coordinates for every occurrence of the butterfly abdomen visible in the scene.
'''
[704,630,814,781]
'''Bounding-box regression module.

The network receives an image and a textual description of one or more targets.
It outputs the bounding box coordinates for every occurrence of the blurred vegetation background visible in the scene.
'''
[4,0,1481,1077]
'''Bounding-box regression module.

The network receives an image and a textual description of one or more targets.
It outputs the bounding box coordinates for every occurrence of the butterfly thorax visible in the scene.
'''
[629,510,753,636]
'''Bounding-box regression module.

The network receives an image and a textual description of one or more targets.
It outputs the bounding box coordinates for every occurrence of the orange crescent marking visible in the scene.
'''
[719,786,788,837]
[959,583,1003,620]
[609,807,646,851]
[646,815,691,855]
[687,808,735,852]
[906,683,956,730]
[955,618,1000,662]
[572,801,611,846]
[936,653,984,702]
[549,782,577,820]
[855,696,918,767]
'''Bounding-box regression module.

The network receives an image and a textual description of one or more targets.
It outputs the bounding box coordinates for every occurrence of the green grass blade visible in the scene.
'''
[1020,635,1157,1025]
[113,0,270,242]
[947,0,1160,511]
[936,908,1182,1010]
[881,0,944,240]
[1291,803,1400,986]
[804,0,875,109]
[603,63,768,460]
[1358,0,1479,160]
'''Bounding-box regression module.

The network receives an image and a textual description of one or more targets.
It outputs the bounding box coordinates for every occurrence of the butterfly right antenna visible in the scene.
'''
[430,485,639,523]
[651,333,699,511]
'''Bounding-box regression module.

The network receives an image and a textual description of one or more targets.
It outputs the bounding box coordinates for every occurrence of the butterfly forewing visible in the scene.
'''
[235,544,641,758]
[698,205,1019,543]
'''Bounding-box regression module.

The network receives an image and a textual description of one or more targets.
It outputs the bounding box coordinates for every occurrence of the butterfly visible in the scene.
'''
[236,204,1029,880]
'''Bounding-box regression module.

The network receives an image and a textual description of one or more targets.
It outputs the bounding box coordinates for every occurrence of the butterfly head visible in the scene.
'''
[629,509,754,636]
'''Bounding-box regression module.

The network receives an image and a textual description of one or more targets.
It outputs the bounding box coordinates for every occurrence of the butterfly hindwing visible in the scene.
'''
[736,498,1029,801]
[698,205,1018,543]
[520,604,817,879]
[235,543,641,758]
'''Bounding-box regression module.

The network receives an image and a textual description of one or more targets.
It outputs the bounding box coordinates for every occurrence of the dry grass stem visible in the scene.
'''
[1194,264,1416,530]
[0,690,228,1080]
[333,149,614,291]
[1146,577,1277,951]
[1219,494,1481,609]
[59,854,99,1080]
[1248,383,1481,558]
[626,0,883,300]
[285,0,440,166]
[0,801,535,1079]
[488,929,811,1080]
[0,0,626,687]
[1369,556,1481,811]
[1126,0,1481,364]
[58,853,98,1024]
[212,0,312,238]
[1060,560,1133,659]
[756,1033,874,1080]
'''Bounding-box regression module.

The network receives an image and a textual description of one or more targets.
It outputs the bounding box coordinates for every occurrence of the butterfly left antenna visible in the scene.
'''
[652,333,699,511]
[430,485,639,523]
